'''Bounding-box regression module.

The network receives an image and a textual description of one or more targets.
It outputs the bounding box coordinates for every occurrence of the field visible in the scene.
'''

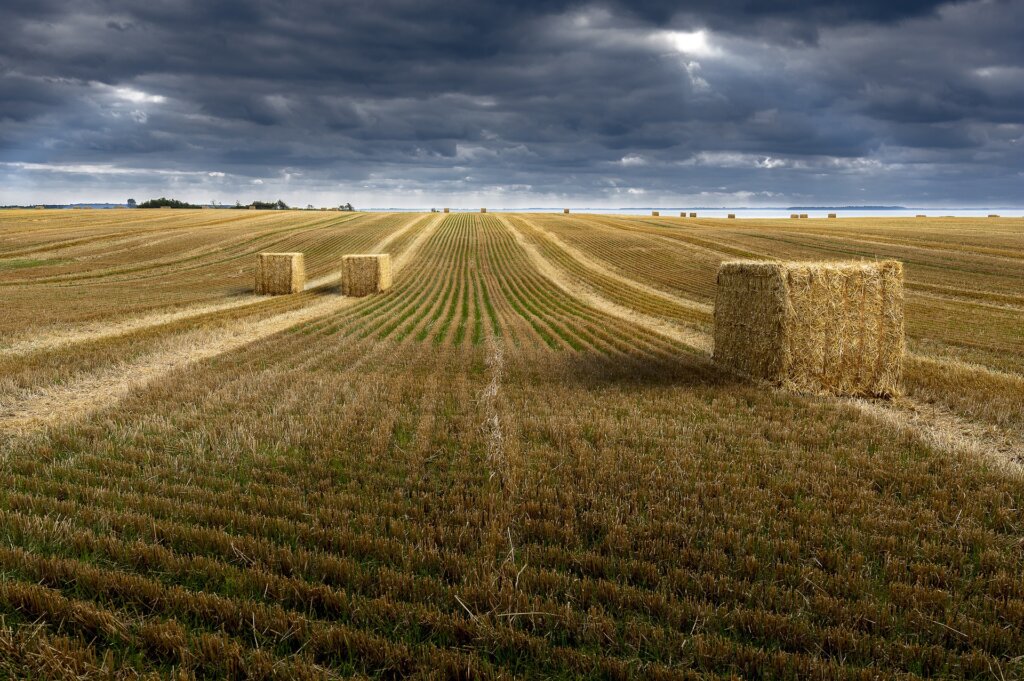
[0,208,1022,679]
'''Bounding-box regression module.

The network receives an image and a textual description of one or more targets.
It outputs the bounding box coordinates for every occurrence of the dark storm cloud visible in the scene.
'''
[0,0,1021,205]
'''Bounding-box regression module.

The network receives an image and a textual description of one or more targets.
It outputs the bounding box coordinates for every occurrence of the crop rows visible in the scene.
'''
[0,210,1021,677]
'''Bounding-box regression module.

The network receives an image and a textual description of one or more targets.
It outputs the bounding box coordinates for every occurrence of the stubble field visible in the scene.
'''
[0,208,1022,679]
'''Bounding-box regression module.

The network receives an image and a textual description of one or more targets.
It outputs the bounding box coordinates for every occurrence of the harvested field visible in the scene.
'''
[0,208,1022,678]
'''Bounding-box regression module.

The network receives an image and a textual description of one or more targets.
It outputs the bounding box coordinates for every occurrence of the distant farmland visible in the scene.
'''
[0,208,1022,678]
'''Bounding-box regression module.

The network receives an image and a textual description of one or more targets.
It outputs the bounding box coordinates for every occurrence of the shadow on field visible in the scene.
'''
[552,349,743,390]
[225,285,254,297]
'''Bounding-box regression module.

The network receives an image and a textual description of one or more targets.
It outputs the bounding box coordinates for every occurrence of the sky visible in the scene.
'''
[1,0,1022,208]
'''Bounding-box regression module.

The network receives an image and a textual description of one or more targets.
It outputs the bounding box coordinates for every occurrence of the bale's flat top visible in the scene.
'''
[720,259,901,277]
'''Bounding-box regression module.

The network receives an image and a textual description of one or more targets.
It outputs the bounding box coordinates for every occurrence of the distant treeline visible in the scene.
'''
[138,197,202,209]
[128,198,356,210]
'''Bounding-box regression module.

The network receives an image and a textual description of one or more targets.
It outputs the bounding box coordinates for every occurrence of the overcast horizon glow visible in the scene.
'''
[2,0,1022,207]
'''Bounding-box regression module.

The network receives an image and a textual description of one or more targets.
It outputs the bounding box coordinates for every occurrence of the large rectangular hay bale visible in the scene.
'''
[690,212,697,218]
[341,254,393,296]
[800,213,809,219]
[480,208,487,213]
[651,211,660,217]
[713,260,904,397]
[828,213,837,218]
[255,253,305,295]
[443,207,450,213]
[727,213,736,219]
[564,208,570,214]
[790,214,799,219]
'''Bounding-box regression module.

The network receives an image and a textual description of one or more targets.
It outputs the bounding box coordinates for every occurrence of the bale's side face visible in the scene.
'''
[714,263,789,383]
[255,253,305,295]
[341,254,392,296]
[714,260,904,397]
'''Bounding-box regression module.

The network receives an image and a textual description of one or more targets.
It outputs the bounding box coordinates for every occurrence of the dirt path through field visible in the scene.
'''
[0,213,444,439]
[500,215,713,353]
[517,215,713,315]
[501,215,1024,470]
[0,295,356,438]
[0,297,274,357]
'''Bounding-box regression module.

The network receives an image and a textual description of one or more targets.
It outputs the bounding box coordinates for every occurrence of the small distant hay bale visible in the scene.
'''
[443,208,450,213]
[713,260,904,397]
[689,212,697,218]
[480,208,487,213]
[651,211,660,217]
[255,253,305,295]
[680,212,686,217]
[564,208,570,214]
[828,213,837,218]
[790,214,799,219]
[916,214,926,218]
[341,254,393,297]
[727,213,736,219]
[800,213,809,219]
[988,214,1000,218]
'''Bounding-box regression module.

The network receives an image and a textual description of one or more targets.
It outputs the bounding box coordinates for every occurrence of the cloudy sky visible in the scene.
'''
[1,0,1022,207]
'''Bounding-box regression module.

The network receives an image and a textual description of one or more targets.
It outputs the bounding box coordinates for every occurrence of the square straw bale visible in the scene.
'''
[713,260,904,397]
[341,254,393,296]
[564,208,570,214]
[255,253,305,295]
[443,207,450,213]
[651,211,660,216]
[727,214,736,219]
[690,212,697,218]
[790,214,799,219]
[828,213,837,218]
[481,208,487,213]
[800,213,809,219]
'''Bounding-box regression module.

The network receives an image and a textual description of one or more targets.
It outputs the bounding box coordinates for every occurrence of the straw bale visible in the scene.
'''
[255,253,305,295]
[713,260,904,397]
[480,208,487,213]
[690,212,697,218]
[564,208,570,214]
[828,213,837,218]
[790,214,799,219]
[341,254,393,296]
[652,211,660,217]
[800,213,808,219]
[916,214,926,218]
[444,208,450,213]
[727,213,736,219]
[988,214,999,218]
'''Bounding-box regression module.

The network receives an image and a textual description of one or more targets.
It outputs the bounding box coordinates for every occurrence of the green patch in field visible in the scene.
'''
[0,257,73,271]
